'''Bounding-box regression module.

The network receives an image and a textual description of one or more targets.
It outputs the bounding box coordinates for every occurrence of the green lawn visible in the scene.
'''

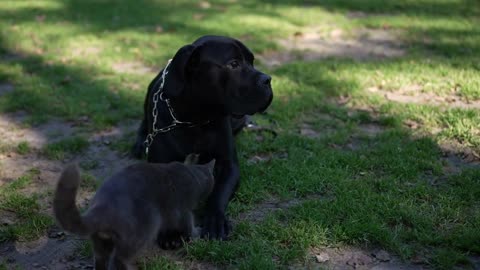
[0,0,479,269]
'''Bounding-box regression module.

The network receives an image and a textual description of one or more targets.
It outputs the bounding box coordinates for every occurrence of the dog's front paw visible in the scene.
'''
[157,232,189,250]
[201,211,231,240]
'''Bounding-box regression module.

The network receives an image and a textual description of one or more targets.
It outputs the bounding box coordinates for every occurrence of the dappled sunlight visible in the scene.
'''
[258,26,405,67]
[0,0,479,269]
[0,1,64,13]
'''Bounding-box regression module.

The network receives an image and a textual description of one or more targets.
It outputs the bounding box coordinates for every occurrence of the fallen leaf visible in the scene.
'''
[315,253,330,263]
[300,124,319,138]
[293,31,303,37]
[346,253,373,267]
[403,119,420,129]
[330,29,343,38]
[155,25,164,33]
[337,95,351,105]
[328,143,341,149]
[198,1,211,9]
[193,13,205,20]
[33,47,44,55]
[35,15,46,22]
[247,155,270,164]
[371,250,391,262]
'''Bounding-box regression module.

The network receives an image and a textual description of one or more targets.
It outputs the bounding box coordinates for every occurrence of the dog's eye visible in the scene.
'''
[227,60,240,69]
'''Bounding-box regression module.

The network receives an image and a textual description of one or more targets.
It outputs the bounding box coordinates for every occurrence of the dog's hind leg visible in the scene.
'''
[91,234,114,270]
[107,248,137,270]
[131,118,147,159]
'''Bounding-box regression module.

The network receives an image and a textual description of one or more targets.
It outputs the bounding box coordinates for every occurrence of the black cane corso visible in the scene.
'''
[131,35,273,240]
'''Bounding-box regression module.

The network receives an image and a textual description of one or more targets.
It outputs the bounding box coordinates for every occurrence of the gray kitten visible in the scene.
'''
[53,154,215,270]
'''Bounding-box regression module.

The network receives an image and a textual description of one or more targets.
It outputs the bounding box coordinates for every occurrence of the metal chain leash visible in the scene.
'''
[143,59,210,156]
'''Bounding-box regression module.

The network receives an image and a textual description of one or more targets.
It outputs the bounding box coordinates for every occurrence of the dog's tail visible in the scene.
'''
[53,163,91,236]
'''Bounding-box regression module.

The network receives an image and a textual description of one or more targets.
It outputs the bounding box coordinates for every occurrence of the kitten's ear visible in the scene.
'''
[206,159,216,174]
[184,153,200,165]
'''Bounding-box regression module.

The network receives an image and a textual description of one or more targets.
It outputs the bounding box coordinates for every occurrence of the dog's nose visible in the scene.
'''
[259,74,272,86]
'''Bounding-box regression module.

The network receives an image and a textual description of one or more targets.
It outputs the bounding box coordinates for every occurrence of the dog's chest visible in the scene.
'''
[163,126,216,155]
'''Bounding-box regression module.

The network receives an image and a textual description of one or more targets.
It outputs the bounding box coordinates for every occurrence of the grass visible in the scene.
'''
[42,136,89,160]
[110,130,137,155]
[80,173,99,191]
[0,0,479,269]
[75,240,93,258]
[16,141,31,155]
[79,159,99,170]
[141,257,182,270]
[0,170,54,242]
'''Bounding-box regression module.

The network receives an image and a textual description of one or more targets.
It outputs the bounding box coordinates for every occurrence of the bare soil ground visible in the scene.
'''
[257,27,405,67]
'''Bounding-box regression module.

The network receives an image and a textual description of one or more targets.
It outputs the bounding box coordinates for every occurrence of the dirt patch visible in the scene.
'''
[442,153,480,175]
[76,144,135,181]
[0,116,138,269]
[297,112,343,139]
[468,255,480,269]
[111,61,157,75]
[0,232,91,270]
[0,152,62,188]
[0,83,14,96]
[367,86,480,110]
[327,124,382,151]
[358,123,384,138]
[1,52,25,62]
[340,136,366,151]
[0,211,17,226]
[305,247,424,270]
[88,120,138,143]
[0,114,76,149]
[440,141,480,175]
[0,229,217,270]
[300,123,321,138]
[0,114,76,188]
[258,27,405,67]
[247,151,288,165]
[81,121,138,180]
[236,194,324,224]
[70,46,102,58]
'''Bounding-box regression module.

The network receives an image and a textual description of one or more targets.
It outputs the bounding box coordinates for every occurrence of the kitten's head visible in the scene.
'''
[183,153,216,196]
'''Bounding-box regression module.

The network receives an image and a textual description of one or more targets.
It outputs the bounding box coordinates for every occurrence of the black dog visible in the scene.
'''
[131,36,273,239]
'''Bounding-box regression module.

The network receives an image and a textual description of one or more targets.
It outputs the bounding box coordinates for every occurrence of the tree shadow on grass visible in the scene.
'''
[0,0,479,269]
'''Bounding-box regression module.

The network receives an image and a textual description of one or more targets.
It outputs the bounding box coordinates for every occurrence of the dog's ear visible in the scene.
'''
[235,40,254,64]
[163,44,197,98]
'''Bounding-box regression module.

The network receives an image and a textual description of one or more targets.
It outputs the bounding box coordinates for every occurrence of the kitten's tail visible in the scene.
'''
[53,163,91,236]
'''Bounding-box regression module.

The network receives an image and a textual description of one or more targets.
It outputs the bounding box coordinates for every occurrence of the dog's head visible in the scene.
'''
[163,35,273,116]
